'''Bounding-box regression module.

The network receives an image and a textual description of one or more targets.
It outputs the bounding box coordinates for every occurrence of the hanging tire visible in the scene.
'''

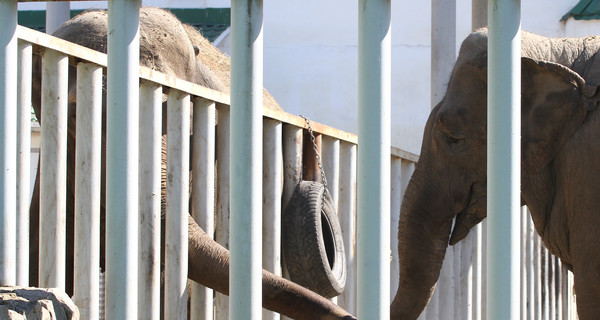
[282,180,346,298]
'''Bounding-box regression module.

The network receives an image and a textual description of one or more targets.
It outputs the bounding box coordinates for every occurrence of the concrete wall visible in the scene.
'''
[252,0,599,154]
[19,0,600,154]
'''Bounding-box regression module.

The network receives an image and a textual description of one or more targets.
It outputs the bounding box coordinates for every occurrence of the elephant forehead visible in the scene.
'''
[436,99,486,131]
[437,65,487,129]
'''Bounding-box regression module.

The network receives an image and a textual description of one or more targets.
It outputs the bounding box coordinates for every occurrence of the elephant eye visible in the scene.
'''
[447,135,462,145]
[446,134,463,145]
[444,133,468,152]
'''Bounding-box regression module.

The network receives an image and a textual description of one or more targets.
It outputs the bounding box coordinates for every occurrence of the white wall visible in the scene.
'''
[254,0,600,154]
[20,0,600,154]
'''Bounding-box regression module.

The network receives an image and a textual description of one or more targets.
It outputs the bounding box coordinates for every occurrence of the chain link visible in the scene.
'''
[301,116,328,189]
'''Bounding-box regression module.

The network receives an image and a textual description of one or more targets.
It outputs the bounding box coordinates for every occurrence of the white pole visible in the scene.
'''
[487,0,521,319]
[338,142,357,315]
[357,0,391,318]
[471,6,486,319]
[0,0,17,286]
[431,0,457,310]
[431,0,456,108]
[215,106,230,320]
[472,0,488,30]
[262,119,282,320]
[322,136,339,306]
[105,0,140,318]
[165,90,190,319]
[191,97,216,320]
[45,2,70,35]
[73,63,103,320]
[16,40,32,287]
[229,0,263,317]
[39,49,69,291]
[138,81,162,320]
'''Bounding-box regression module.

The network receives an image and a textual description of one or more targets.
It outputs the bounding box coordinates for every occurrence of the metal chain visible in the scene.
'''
[301,116,328,189]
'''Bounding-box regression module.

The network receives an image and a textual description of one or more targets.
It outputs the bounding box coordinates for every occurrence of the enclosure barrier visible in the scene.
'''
[0,12,578,320]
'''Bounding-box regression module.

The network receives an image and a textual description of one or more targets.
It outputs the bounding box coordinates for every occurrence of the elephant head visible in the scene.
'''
[390,29,600,319]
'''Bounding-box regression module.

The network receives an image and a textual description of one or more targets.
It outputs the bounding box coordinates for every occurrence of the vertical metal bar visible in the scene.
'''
[322,137,339,305]
[230,0,263,317]
[138,81,162,320]
[105,0,141,318]
[463,234,474,320]
[425,280,439,319]
[431,0,456,108]
[526,210,535,320]
[39,49,68,290]
[280,124,302,320]
[16,40,32,287]
[487,2,521,318]
[215,105,230,320]
[459,235,472,320]
[534,232,541,319]
[165,90,190,320]
[431,1,457,314]
[472,0,488,31]
[73,62,103,320]
[549,255,556,320]
[322,136,340,206]
[281,125,303,211]
[520,207,527,320]
[471,7,486,320]
[262,119,282,320]
[45,2,70,35]
[357,0,391,318]
[338,142,357,315]
[0,0,17,286]
[438,245,455,317]
[389,156,402,309]
[190,97,216,320]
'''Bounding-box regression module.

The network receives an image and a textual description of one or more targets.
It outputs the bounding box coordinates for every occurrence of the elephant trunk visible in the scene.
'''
[390,170,453,319]
[187,217,356,320]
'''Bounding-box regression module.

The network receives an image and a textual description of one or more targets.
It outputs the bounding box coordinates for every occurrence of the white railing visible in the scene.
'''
[4,22,577,320]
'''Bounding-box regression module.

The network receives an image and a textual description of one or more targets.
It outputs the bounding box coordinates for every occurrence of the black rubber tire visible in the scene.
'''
[282,180,346,298]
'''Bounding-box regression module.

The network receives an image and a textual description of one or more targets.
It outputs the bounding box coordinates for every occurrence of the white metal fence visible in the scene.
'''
[396,214,578,320]
[1,19,578,320]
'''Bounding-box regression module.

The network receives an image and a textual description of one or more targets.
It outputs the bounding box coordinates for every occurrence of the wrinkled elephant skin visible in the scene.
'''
[391,29,600,320]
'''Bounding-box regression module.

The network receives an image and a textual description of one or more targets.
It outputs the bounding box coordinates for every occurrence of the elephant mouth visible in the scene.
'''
[449,184,486,245]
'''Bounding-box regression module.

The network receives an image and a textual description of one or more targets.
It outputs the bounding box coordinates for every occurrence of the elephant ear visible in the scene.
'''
[521,57,599,173]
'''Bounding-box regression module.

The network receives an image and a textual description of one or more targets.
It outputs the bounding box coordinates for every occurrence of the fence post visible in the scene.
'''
[165,90,191,319]
[357,0,391,318]
[73,63,103,320]
[338,142,357,314]
[138,81,163,320]
[262,119,282,320]
[16,40,32,287]
[0,0,17,286]
[230,0,264,318]
[45,2,70,35]
[105,0,141,317]
[39,49,68,291]
[191,97,216,320]
[487,0,521,319]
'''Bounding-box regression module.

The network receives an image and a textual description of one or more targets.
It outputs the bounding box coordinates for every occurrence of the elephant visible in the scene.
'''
[29,7,355,320]
[391,28,600,320]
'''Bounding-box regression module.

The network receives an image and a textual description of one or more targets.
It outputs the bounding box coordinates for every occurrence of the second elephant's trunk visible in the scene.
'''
[390,169,454,320]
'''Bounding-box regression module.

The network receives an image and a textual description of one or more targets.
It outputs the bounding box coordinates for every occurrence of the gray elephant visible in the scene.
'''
[391,28,600,319]
[29,7,355,320]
